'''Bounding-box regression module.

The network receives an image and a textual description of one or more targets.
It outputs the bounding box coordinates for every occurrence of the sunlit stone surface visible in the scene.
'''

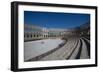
[24,38,64,61]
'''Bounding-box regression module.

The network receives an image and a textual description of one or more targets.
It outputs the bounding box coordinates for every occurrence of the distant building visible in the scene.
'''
[24,23,89,41]
[24,24,43,41]
[42,27,49,38]
[79,22,90,36]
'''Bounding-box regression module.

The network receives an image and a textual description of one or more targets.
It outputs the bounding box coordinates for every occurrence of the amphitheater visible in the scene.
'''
[24,23,90,62]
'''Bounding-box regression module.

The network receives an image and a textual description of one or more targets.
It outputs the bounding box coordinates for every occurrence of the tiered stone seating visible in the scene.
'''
[25,37,90,61]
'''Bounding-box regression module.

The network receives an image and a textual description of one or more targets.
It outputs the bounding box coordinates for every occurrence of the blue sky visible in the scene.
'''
[24,11,90,29]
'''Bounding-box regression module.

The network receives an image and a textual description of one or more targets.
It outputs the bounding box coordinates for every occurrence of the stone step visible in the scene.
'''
[40,38,79,61]
[62,39,78,59]
[80,38,89,59]
[68,39,81,59]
